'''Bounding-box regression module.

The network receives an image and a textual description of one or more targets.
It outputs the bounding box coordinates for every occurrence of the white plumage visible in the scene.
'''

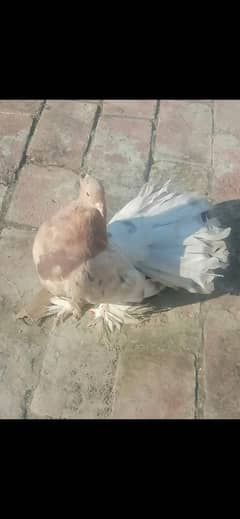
[107,180,230,295]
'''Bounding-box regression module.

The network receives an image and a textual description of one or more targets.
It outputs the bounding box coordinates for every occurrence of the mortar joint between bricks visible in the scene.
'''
[80,103,103,170]
[0,101,47,229]
[144,100,161,182]
[208,100,215,196]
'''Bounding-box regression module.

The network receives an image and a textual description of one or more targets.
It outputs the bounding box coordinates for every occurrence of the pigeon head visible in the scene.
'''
[79,174,106,219]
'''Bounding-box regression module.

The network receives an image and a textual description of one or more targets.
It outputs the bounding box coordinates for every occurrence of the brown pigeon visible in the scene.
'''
[30,174,160,327]
[17,174,231,332]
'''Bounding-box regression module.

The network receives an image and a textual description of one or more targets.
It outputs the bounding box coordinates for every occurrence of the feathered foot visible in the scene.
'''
[88,302,161,334]
[45,297,85,330]
[45,297,73,330]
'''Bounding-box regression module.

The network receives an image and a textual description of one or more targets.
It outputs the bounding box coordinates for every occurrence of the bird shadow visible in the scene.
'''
[135,199,240,314]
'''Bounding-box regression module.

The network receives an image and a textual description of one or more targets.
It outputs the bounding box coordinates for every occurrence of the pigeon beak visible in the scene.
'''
[80,167,90,179]
[95,202,105,218]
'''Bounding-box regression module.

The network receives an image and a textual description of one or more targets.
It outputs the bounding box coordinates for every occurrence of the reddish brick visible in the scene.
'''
[0,228,38,304]
[110,292,201,418]
[78,100,100,103]
[0,112,32,185]
[103,100,156,118]
[117,292,201,355]
[30,317,118,419]
[0,100,42,115]
[212,101,240,201]
[150,160,209,195]
[112,350,195,419]
[203,295,240,418]
[0,228,50,418]
[214,100,240,135]
[6,164,79,227]
[212,167,240,202]
[191,100,212,105]
[154,100,212,165]
[27,101,97,170]
[86,116,152,219]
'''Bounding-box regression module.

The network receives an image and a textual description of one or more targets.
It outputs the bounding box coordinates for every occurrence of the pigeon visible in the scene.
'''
[17,174,231,332]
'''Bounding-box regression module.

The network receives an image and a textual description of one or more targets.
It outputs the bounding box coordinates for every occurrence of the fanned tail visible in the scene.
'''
[109,180,209,222]
[108,180,231,295]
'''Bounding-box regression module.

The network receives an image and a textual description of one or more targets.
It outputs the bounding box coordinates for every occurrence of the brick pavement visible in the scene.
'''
[0,99,240,419]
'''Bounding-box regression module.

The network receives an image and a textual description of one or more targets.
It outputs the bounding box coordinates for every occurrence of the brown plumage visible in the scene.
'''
[36,206,107,282]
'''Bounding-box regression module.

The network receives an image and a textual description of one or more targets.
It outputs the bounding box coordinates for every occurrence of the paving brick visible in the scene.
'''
[117,291,202,357]
[0,228,47,418]
[191,100,213,105]
[86,116,152,219]
[0,112,32,185]
[30,316,118,419]
[214,100,240,135]
[112,350,195,419]
[0,100,42,115]
[212,101,240,201]
[30,291,200,419]
[78,100,100,103]
[150,160,209,195]
[27,101,97,170]
[0,228,39,304]
[110,295,201,418]
[203,295,240,418]
[103,100,156,118]
[6,164,79,227]
[154,101,212,165]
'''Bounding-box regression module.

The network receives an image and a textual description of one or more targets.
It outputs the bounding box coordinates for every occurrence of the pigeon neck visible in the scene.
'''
[78,195,107,222]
